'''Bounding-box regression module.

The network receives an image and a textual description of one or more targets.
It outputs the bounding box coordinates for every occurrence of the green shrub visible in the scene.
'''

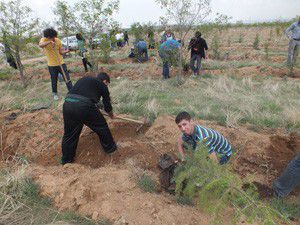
[137,173,157,193]
[264,41,270,60]
[238,33,244,43]
[173,144,286,224]
[211,35,220,59]
[253,34,260,50]
[99,34,112,63]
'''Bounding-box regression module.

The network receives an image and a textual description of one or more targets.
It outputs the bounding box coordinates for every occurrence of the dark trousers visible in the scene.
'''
[273,154,300,197]
[61,100,117,164]
[82,58,92,72]
[7,56,17,69]
[163,62,170,79]
[137,48,149,62]
[190,54,202,75]
[48,64,73,93]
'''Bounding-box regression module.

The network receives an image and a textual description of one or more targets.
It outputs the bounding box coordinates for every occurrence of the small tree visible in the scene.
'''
[173,145,286,224]
[53,0,77,49]
[211,35,220,60]
[130,22,144,42]
[264,41,270,60]
[0,0,39,87]
[238,33,244,43]
[99,33,111,63]
[74,0,119,72]
[253,33,260,50]
[156,0,212,83]
[144,22,156,48]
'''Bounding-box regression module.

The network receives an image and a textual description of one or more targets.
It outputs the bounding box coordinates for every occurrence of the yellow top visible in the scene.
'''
[39,37,64,66]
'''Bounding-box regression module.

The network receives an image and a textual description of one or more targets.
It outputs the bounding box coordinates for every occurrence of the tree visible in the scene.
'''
[130,22,144,42]
[74,0,119,72]
[0,0,39,86]
[156,0,211,83]
[53,0,76,49]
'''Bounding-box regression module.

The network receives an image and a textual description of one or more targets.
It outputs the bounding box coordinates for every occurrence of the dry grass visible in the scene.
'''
[110,75,300,130]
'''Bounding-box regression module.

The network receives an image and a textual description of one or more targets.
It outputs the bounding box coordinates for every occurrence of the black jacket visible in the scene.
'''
[188,37,208,58]
[69,76,112,113]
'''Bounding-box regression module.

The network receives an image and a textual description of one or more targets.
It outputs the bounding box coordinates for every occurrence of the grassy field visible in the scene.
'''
[1,74,300,132]
[0,23,300,224]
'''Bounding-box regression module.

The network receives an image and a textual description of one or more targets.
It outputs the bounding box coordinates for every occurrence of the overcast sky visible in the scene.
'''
[23,0,300,28]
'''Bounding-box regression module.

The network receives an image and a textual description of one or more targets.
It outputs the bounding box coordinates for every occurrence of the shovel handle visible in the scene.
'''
[101,110,144,124]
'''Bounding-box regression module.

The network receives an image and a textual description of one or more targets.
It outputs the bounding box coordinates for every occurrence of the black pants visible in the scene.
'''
[61,99,117,164]
[48,64,73,93]
[82,58,92,72]
[7,56,17,69]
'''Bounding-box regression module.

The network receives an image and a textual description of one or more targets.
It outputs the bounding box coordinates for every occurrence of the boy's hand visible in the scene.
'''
[108,112,115,119]
[209,152,218,162]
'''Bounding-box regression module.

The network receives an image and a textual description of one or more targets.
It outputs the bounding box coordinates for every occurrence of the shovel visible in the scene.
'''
[53,43,72,85]
[100,110,150,132]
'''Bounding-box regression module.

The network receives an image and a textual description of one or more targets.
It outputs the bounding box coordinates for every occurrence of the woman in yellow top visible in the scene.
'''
[39,28,73,100]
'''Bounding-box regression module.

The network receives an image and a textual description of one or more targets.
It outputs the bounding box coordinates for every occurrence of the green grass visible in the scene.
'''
[271,198,300,220]
[0,67,18,80]
[110,75,300,131]
[1,74,300,131]
[137,173,157,193]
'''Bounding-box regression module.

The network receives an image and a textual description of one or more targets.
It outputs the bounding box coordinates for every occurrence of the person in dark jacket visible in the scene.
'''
[188,31,208,76]
[124,31,129,46]
[134,39,148,62]
[2,31,17,69]
[61,72,117,165]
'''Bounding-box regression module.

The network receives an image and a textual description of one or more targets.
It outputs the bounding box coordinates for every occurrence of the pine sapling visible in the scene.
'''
[253,34,260,50]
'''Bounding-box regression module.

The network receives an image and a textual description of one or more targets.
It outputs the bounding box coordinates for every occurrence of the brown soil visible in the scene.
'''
[1,110,300,224]
[27,164,211,225]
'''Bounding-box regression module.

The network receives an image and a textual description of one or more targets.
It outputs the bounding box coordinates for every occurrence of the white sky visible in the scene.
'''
[22,0,300,28]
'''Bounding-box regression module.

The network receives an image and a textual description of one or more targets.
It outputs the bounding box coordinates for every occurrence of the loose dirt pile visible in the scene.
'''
[1,110,300,224]
[2,110,299,183]
[28,164,211,225]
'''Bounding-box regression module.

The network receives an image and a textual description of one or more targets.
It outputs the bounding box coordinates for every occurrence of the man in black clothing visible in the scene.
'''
[188,31,208,76]
[124,31,129,46]
[61,72,117,165]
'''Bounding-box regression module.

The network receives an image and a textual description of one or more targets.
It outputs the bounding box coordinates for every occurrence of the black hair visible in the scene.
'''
[43,28,58,38]
[97,72,110,83]
[76,33,84,41]
[195,31,201,38]
[175,111,191,124]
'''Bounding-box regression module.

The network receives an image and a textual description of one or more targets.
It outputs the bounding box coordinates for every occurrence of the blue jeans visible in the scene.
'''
[137,48,149,62]
[273,154,300,197]
[190,54,202,75]
[48,64,73,93]
[163,62,170,79]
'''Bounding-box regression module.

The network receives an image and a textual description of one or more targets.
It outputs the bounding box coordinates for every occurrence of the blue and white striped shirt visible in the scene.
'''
[182,125,232,157]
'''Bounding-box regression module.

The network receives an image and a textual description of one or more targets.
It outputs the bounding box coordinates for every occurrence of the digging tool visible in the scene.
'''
[53,42,71,85]
[100,110,150,132]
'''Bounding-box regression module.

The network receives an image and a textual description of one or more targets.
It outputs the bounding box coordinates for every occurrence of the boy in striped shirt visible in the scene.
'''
[175,111,232,165]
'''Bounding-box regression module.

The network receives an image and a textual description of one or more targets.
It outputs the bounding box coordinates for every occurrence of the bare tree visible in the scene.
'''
[74,0,119,72]
[0,0,39,86]
[53,0,77,49]
[156,0,211,83]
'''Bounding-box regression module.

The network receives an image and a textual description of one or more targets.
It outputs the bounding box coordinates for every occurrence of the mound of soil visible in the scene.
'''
[2,110,300,224]
[2,111,299,185]
[28,164,211,225]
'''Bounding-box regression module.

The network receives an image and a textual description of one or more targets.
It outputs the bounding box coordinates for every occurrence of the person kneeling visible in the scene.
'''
[175,111,232,165]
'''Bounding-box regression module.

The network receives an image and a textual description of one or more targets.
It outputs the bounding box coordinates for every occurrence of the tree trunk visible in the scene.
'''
[176,31,185,85]
[177,48,183,85]
[15,48,26,87]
